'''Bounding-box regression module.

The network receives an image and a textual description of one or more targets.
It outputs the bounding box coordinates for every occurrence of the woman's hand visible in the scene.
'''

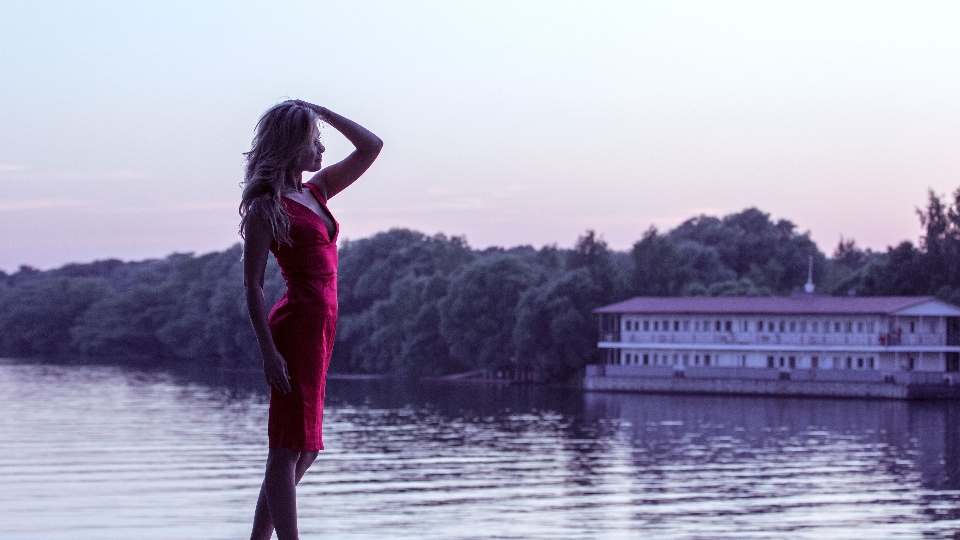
[292,100,328,120]
[263,347,292,393]
[296,101,383,200]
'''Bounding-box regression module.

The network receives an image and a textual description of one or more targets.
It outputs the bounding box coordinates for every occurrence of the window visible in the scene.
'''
[683,320,690,331]
[811,356,819,369]
[789,321,796,332]
[757,321,764,332]
[674,320,680,331]
[779,321,786,332]
[801,321,807,332]
[812,322,819,332]
[779,357,785,368]
[910,321,916,333]
[868,357,875,369]
[857,357,864,368]
[643,320,650,331]
[672,354,679,365]
[768,321,776,332]
[835,322,842,332]
[725,320,732,332]
[788,356,796,368]
[846,357,853,369]
[704,354,711,366]
[682,354,689,365]
[694,354,700,365]
[767,356,775,368]
[654,321,659,331]
[845,322,852,333]
[715,320,721,331]
[643,354,649,365]
[929,320,937,333]
[857,322,864,332]
[868,321,875,333]
[663,320,669,331]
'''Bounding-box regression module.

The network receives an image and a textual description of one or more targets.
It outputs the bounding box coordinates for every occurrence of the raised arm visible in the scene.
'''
[243,209,292,393]
[297,101,383,200]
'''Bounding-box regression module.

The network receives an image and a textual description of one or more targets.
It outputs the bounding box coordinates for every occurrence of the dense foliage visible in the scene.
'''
[3,191,960,381]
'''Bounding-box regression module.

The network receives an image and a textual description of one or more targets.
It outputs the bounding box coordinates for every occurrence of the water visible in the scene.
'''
[2,360,960,539]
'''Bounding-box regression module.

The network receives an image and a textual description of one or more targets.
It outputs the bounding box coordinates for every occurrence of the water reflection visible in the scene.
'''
[2,360,960,539]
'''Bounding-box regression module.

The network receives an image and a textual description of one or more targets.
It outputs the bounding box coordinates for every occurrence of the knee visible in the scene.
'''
[266,448,301,471]
[299,451,319,468]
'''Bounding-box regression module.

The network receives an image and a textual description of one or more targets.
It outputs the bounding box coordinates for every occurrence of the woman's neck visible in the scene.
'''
[282,175,303,194]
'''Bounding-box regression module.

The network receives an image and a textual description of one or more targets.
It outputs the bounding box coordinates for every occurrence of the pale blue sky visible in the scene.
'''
[2,1,959,271]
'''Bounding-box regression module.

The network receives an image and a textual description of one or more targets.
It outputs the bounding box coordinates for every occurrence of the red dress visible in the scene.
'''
[267,182,338,451]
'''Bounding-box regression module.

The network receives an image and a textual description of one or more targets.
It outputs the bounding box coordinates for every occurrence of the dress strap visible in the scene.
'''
[304,182,339,242]
[304,182,328,204]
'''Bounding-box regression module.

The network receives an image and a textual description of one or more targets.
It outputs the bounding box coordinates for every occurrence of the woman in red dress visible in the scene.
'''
[240,100,382,540]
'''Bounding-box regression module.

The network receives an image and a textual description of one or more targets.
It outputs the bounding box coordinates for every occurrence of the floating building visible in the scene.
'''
[586,295,960,399]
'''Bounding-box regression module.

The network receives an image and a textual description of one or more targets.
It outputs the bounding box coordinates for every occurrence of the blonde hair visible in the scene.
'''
[239,101,319,245]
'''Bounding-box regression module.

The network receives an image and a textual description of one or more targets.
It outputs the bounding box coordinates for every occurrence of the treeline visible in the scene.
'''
[3,190,960,381]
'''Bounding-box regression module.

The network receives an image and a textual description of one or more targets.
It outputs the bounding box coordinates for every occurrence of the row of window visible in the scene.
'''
[617,352,877,369]
[627,318,936,334]
[621,318,930,334]
[622,352,712,367]
[765,355,876,369]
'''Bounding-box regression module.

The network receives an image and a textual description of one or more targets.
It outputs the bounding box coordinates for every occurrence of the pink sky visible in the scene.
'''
[2,1,959,271]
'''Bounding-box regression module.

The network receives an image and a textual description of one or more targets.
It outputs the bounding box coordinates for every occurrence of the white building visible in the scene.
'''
[588,296,960,397]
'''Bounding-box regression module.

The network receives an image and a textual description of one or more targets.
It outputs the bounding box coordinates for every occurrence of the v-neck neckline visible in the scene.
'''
[282,184,337,241]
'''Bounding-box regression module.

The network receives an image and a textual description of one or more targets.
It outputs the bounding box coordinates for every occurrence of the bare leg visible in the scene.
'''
[250,449,320,540]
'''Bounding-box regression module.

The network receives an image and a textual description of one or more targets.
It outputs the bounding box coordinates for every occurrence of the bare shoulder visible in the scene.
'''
[306,175,331,202]
[243,199,275,243]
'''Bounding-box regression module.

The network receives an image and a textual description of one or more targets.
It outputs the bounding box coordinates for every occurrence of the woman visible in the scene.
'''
[240,100,382,540]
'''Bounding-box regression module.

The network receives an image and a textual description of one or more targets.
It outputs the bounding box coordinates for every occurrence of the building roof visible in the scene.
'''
[593,296,960,316]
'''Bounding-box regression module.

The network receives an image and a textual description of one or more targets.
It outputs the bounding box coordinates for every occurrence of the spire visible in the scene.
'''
[804,255,815,294]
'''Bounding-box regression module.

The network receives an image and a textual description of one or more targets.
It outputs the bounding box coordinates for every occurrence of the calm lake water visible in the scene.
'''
[3,360,960,539]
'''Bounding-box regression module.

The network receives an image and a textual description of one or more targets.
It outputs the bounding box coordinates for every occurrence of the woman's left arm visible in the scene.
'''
[300,102,383,200]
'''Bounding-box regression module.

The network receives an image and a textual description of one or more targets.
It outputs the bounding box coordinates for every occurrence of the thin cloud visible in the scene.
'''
[0,198,98,211]
[172,201,237,211]
[0,168,151,180]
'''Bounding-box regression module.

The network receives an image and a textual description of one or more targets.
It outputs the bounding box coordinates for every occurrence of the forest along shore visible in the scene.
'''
[4,193,960,383]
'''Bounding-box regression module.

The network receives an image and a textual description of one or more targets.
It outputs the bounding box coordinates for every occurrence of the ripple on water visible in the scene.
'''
[2,361,960,539]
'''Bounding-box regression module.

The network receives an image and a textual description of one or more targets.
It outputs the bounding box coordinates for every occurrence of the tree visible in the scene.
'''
[439,256,544,372]
[630,227,686,296]
[513,268,604,381]
[0,277,108,357]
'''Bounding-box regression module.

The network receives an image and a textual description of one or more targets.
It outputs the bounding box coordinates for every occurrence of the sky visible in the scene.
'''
[1,1,959,272]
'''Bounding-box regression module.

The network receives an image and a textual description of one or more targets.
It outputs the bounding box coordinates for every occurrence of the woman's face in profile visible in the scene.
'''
[296,128,324,173]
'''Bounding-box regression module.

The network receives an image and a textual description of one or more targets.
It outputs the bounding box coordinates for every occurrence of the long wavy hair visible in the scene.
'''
[239,101,319,245]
